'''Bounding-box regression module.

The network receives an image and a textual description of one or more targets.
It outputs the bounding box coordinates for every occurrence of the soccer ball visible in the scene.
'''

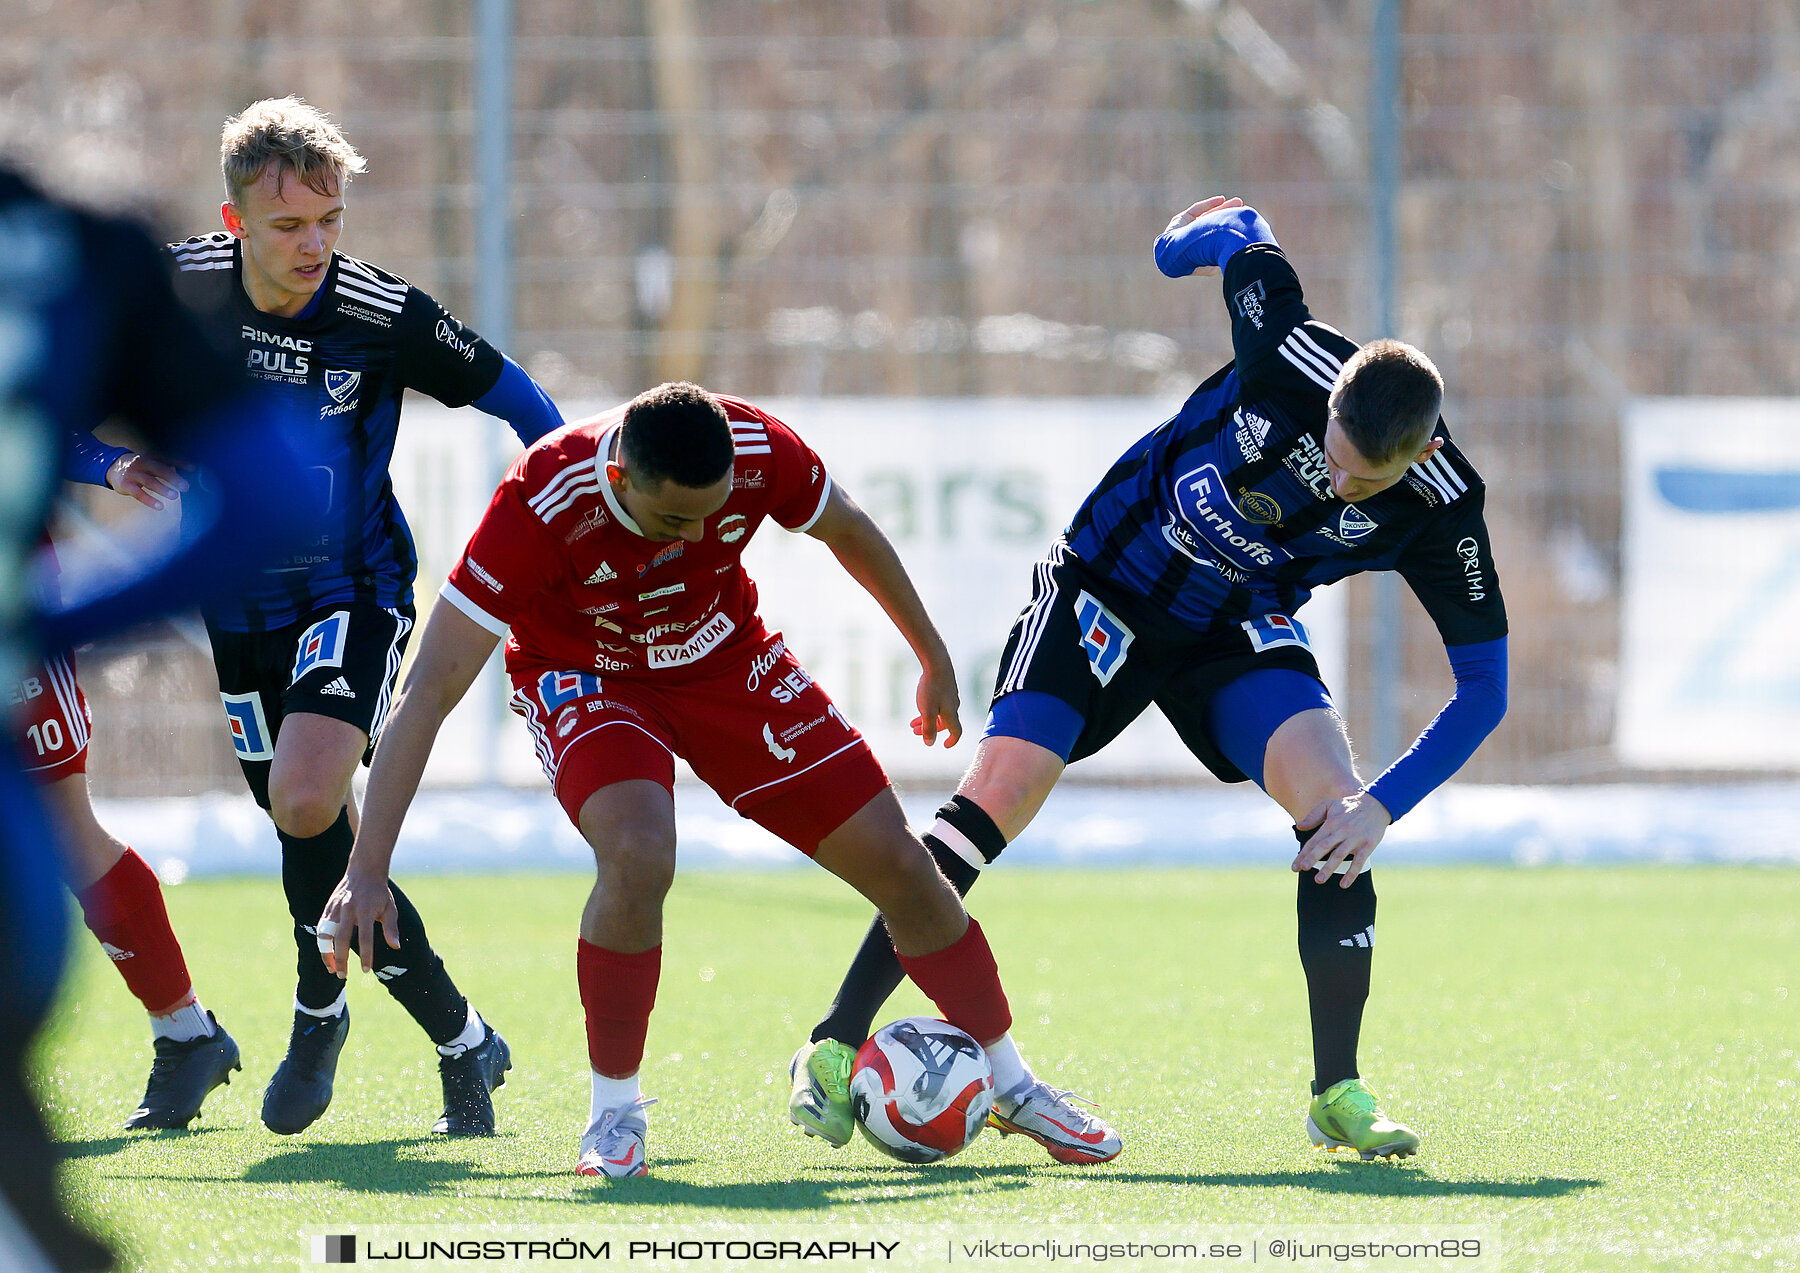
[849,1017,995,1163]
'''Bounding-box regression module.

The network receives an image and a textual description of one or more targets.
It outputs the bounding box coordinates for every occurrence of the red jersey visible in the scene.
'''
[441,395,831,679]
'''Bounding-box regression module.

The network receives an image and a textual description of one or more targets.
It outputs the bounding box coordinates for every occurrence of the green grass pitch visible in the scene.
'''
[34,866,1800,1270]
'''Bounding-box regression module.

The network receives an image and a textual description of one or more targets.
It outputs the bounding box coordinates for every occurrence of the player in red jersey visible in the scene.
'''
[319,382,1121,1175]
[23,443,241,1131]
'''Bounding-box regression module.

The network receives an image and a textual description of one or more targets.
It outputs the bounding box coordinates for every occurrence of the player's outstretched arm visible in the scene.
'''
[320,601,500,976]
[805,483,962,748]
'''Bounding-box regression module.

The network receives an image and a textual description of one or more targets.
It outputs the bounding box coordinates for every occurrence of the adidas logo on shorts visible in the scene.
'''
[321,677,357,699]
[585,562,617,585]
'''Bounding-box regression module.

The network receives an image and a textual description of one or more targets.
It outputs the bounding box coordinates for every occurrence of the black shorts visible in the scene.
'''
[989,543,1324,783]
[207,602,416,776]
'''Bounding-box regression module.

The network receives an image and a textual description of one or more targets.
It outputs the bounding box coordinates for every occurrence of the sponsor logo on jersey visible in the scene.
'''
[1405,473,1442,506]
[584,562,617,585]
[1241,612,1313,653]
[246,347,310,379]
[638,583,684,602]
[220,691,274,761]
[762,723,797,763]
[241,326,313,352]
[732,468,765,490]
[1283,435,1335,501]
[1457,536,1488,602]
[1232,407,1273,461]
[1173,463,1279,569]
[632,619,699,644]
[1074,590,1134,686]
[292,611,351,681]
[580,601,620,615]
[101,942,133,962]
[594,615,623,633]
[1338,505,1378,541]
[1234,279,1267,330]
[594,653,633,672]
[336,300,394,328]
[1238,490,1283,524]
[768,665,814,705]
[718,513,748,543]
[324,369,362,404]
[647,611,735,669]
[746,637,789,692]
[566,507,611,543]
[638,542,684,575]
[466,559,504,593]
[434,318,478,362]
[320,676,356,699]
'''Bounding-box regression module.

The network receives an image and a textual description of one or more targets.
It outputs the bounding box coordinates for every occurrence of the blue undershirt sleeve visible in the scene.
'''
[473,355,564,447]
[1153,205,1278,278]
[62,431,130,488]
[1363,636,1509,822]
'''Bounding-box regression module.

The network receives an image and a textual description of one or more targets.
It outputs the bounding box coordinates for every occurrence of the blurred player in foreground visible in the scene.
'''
[0,164,317,1272]
[319,382,1122,1176]
[798,198,1509,1162]
[25,439,239,1132]
[169,97,563,1139]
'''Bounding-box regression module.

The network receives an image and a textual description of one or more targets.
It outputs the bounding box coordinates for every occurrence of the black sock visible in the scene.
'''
[1294,825,1377,1095]
[810,794,1007,1047]
[280,809,469,1044]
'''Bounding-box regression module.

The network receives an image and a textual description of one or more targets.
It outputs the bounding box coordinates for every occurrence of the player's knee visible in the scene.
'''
[587,819,677,903]
[268,780,346,839]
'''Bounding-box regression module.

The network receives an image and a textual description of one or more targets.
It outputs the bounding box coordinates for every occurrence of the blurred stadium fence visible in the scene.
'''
[4,0,1795,793]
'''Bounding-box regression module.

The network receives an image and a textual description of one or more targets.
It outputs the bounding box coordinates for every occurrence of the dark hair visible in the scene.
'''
[1327,339,1444,465]
[619,382,735,489]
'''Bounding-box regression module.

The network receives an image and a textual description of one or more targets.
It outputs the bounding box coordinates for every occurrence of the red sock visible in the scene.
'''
[576,940,661,1076]
[897,917,1013,1044]
[74,849,194,1016]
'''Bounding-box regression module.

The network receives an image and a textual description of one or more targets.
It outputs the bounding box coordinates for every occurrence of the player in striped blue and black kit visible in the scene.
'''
[793,197,1509,1163]
[168,98,563,1140]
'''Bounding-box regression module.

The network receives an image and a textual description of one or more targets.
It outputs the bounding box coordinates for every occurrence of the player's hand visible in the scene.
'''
[1161,196,1245,276]
[1291,791,1392,887]
[318,869,401,977]
[910,660,963,748]
[105,453,191,511]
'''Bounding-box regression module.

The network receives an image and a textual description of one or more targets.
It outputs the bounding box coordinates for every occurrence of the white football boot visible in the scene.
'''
[575,1096,657,1178]
[987,1079,1122,1164]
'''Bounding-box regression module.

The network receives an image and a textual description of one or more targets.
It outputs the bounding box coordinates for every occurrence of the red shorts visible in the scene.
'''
[509,628,889,854]
[10,650,91,782]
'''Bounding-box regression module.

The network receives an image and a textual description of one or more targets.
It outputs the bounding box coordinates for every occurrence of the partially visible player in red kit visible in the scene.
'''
[319,382,1120,1175]
[22,438,241,1129]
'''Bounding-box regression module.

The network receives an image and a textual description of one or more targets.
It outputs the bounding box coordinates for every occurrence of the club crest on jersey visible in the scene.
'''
[220,691,274,761]
[718,513,748,543]
[324,369,362,404]
[1242,613,1313,654]
[1338,505,1378,541]
[1237,490,1283,524]
[1074,590,1134,686]
[291,611,350,682]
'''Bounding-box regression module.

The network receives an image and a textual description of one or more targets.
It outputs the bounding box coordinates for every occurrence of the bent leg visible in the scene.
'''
[46,775,201,1022]
[1217,682,1377,1097]
[810,733,1063,1047]
[573,780,676,1080]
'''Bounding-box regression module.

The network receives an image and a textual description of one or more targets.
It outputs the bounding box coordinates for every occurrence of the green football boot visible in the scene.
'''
[1305,1078,1421,1161]
[788,1039,856,1147]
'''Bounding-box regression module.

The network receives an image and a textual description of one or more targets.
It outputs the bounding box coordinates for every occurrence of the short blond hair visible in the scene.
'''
[220,96,366,205]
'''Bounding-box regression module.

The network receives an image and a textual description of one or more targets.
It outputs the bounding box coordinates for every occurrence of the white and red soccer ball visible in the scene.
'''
[850,1017,994,1163]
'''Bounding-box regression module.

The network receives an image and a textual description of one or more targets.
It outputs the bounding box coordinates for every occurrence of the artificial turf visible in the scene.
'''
[34,866,1800,1271]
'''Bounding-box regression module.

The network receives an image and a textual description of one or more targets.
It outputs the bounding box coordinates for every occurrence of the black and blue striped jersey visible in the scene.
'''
[1065,241,1507,650]
[168,233,507,632]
